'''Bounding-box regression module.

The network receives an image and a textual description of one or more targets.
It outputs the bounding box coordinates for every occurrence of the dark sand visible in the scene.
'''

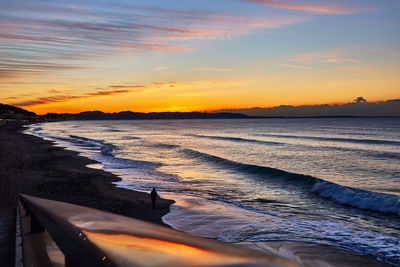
[0,125,173,266]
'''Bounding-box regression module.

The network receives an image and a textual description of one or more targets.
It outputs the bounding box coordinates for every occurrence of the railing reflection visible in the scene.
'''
[17,194,300,267]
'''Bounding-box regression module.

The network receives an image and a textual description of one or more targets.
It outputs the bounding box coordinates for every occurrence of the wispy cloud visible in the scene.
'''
[13,88,137,107]
[0,1,310,80]
[196,67,241,72]
[0,59,86,72]
[277,63,311,70]
[11,79,231,107]
[108,85,147,89]
[324,58,360,63]
[290,48,361,64]
[239,0,373,14]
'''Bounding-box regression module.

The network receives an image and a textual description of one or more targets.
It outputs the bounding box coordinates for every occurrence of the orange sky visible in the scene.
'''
[1,0,399,114]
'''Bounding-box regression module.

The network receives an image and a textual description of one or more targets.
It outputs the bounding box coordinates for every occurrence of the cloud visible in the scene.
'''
[196,67,240,72]
[10,79,223,107]
[0,57,88,80]
[87,89,131,97]
[277,63,311,70]
[10,80,192,107]
[215,99,400,117]
[0,70,29,79]
[13,89,137,107]
[108,85,146,89]
[239,0,372,14]
[0,1,311,80]
[152,81,177,85]
[0,59,86,71]
[324,58,360,63]
[290,48,361,64]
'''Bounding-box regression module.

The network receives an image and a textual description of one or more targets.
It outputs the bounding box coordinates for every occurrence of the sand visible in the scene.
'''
[0,125,173,265]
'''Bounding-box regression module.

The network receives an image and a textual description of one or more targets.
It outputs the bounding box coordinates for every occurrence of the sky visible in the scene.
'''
[0,0,399,114]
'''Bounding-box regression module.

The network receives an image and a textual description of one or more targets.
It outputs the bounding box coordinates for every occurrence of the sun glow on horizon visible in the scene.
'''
[1,0,399,113]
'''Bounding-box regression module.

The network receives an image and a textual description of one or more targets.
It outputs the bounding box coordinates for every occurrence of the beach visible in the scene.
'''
[0,125,173,265]
[0,122,397,267]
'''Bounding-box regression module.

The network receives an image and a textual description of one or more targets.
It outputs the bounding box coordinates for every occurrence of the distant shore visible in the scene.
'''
[0,125,173,265]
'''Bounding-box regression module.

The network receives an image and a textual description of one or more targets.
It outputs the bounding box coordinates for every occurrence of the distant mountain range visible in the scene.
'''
[61,111,249,120]
[0,103,250,124]
[0,103,64,124]
[214,99,400,117]
[0,103,36,117]
[1,98,399,125]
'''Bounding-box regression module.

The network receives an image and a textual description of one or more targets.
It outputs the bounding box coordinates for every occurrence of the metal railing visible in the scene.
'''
[17,194,300,267]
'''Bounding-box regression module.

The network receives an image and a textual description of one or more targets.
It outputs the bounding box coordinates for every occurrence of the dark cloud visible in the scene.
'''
[353,96,367,103]
[216,99,400,117]
[13,89,134,107]
[109,85,146,89]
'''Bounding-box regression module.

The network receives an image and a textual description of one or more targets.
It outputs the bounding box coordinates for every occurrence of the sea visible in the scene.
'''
[26,118,400,265]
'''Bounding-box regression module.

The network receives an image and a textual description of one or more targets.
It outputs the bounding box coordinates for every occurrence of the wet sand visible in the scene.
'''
[0,125,173,266]
[257,241,393,267]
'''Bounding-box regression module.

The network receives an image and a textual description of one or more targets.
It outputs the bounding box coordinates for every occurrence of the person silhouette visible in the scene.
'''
[150,187,158,209]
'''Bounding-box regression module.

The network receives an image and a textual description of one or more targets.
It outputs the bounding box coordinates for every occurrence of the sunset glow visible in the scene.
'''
[1,0,399,114]
[82,230,259,266]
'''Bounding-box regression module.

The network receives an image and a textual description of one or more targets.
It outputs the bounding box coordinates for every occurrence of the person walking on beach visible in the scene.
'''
[150,187,158,209]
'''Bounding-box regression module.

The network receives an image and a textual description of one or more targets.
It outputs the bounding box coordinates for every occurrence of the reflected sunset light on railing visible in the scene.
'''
[82,230,259,266]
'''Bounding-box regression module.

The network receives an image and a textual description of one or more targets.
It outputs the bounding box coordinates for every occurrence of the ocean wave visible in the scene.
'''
[67,135,118,156]
[105,128,122,132]
[100,144,115,156]
[182,148,315,184]
[163,197,400,265]
[312,181,400,215]
[30,130,151,168]
[188,134,283,146]
[121,136,141,140]
[69,135,97,142]
[31,126,42,132]
[245,198,284,204]
[97,155,162,170]
[151,143,181,149]
[257,133,400,146]
[57,135,102,149]
[189,134,400,160]
[182,148,400,216]
[31,133,117,156]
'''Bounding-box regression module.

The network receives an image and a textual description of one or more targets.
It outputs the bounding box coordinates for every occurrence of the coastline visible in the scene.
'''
[0,124,396,266]
[0,125,173,265]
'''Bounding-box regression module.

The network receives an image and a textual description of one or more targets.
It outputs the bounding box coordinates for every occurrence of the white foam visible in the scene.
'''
[101,144,114,156]
[162,195,400,265]
[312,181,400,216]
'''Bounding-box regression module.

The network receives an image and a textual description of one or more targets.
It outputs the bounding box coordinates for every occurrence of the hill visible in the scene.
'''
[0,104,64,125]
[61,111,250,120]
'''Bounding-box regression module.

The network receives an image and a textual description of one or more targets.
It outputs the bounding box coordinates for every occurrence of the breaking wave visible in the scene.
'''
[187,134,283,146]
[182,148,400,216]
[256,133,400,146]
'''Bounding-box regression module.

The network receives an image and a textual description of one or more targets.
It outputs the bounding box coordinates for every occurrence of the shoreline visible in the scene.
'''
[0,124,396,266]
[0,125,174,265]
